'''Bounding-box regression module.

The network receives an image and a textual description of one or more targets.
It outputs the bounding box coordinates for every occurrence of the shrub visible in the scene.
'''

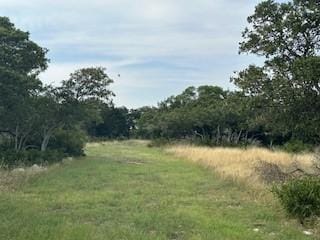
[272,177,320,224]
[283,139,312,153]
[50,128,87,156]
[0,150,65,168]
[147,138,171,147]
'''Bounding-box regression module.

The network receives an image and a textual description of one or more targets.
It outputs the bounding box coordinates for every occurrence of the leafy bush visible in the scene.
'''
[0,150,65,168]
[49,128,87,156]
[272,177,320,223]
[147,138,171,147]
[0,128,86,167]
[283,139,312,153]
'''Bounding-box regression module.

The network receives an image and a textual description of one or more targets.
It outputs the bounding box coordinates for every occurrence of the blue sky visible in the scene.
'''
[0,0,263,108]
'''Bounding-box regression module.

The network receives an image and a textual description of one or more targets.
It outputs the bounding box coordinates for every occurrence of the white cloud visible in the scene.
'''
[1,0,262,107]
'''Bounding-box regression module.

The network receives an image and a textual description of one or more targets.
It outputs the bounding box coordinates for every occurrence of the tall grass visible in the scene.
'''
[167,145,315,187]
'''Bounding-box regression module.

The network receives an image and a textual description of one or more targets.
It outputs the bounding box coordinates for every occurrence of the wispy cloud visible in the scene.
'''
[0,0,261,108]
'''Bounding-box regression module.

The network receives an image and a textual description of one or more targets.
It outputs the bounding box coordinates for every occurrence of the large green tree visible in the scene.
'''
[233,0,320,144]
[37,67,115,151]
[0,17,49,150]
[0,17,48,74]
[59,67,114,103]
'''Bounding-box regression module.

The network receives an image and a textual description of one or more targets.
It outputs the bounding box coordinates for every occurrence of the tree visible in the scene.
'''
[240,0,320,65]
[0,17,48,75]
[88,106,132,138]
[0,17,119,165]
[60,67,114,103]
[233,0,320,144]
[136,86,251,145]
[34,87,80,152]
[37,67,115,151]
[0,16,49,150]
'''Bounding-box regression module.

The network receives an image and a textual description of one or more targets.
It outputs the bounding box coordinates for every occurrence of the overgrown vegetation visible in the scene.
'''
[0,149,65,168]
[1,0,319,167]
[0,17,116,165]
[272,177,320,224]
[1,141,318,239]
[168,145,316,186]
[0,0,319,232]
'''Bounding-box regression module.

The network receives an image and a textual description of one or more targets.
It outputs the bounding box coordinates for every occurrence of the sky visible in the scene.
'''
[0,0,263,108]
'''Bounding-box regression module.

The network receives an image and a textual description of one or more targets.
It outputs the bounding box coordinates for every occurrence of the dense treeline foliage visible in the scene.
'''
[87,106,136,139]
[0,17,114,166]
[135,86,267,146]
[136,0,320,149]
[0,16,136,166]
[234,0,320,145]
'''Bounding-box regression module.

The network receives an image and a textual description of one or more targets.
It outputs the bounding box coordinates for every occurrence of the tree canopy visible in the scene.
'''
[233,0,320,144]
[0,17,115,165]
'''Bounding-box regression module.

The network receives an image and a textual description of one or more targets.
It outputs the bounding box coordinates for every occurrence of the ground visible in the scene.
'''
[0,141,317,240]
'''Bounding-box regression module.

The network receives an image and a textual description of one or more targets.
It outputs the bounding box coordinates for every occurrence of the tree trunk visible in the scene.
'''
[14,125,19,151]
[41,133,51,152]
[235,130,243,144]
[216,125,220,145]
[244,131,248,149]
[227,130,232,143]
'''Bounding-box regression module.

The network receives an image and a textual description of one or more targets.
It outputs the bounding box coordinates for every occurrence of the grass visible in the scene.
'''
[168,145,316,187]
[0,141,318,239]
[0,166,49,192]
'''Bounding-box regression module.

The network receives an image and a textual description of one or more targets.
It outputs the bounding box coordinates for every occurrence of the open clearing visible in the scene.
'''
[0,141,318,240]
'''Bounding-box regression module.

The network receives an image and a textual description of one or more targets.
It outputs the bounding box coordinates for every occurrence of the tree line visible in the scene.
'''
[135,0,320,150]
[0,16,125,166]
[1,0,319,166]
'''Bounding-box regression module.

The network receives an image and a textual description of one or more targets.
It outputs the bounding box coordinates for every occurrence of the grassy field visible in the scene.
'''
[0,141,318,239]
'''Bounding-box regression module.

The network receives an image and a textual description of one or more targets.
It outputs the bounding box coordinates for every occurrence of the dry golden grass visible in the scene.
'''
[167,145,315,187]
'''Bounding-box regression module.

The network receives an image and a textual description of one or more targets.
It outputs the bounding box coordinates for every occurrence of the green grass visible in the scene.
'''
[0,141,318,239]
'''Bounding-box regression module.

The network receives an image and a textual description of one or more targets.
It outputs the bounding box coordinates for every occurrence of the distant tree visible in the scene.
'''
[135,107,161,138]
[136,86,251,145]
[37,67,115,151]
[60,67,114,103]
[88,106,131,138]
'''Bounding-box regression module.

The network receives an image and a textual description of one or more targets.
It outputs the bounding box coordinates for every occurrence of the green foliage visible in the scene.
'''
[134,1,320,148]
[0,150,65,167]
[59,67,114,103]
[136,85,267,147]
[234,0,320,145]
[0,16,48,74]
[87,106,132,139]
[0,17,116,164]
[50,129,87,157]
[0,16,48,152]
[147,138,172,147]
[272,177,320,223]
[240,0,320,63]
[283,139,313,153]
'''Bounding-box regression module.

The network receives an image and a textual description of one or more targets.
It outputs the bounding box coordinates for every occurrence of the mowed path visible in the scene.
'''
[0,141,316,240]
